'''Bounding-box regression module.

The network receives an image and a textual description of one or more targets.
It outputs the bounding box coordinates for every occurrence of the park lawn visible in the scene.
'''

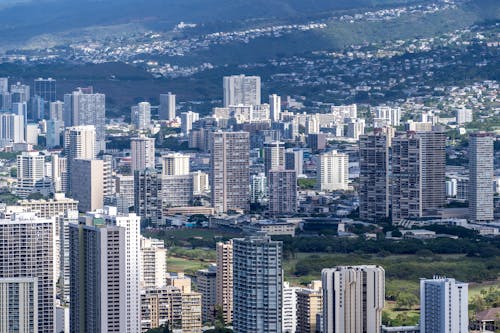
[167,256,213,275]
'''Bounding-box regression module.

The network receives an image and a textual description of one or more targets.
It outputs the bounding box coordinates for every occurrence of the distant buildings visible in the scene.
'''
[392,131,445,222]
[420,277,468,333]
[268,168,297,216]
[162,153,190,176]
[233,234,282,333]
[322,265,385,333]
[181,111,200,135]
[159,92,176,121]
[468,132,494,222]
[131,136,156,173]
[210,131,250,213]
[216,241,233,323]
[269,94,281,122]
[16,151,47,198]
[264,140,285,176]
[359,132,390,222]
[63,88,106,152]
[223,74,261,107]
[317,150,349,191]
[197,264,217,323]
[131,102,152,130]
[70,159,104,212]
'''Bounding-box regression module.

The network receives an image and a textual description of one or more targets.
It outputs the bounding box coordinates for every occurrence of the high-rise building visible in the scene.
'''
[18,192,78,219]
[0,277,39,333]
[191,170,210,195]
[469,132,494,222]
[50,101,64,121]
[140,237,167,289]
[264,141,285,176]
[210,131,250,213]
[223,75,261,107]
[64,125,96,193]
[181,292,203,333]
[197,264,217,323]
[268,168,297,216]
[233,234,282,333]
[322,265,385,333]
[374,106,401,127]
[392,131,446,222]
[102,155,114,202]
[64,125,96,161]
[56,209,79,303]
[216,241,233,324]
[285,148,304,176]
[456,108,473,124]
[0,213,54,333]
[51,154,68,193]
[70,159,104,212]
[161,175,193,208]
[420,277,468,333]
[10,82,30,103]
[251,173,268,205]
[159,92,176,121]
[34,78,56,103]
[131,136,156,173]
[162,153,190,176]
[140,286,183,333]
[115,174,135,214]
[317,150,349,191]
[46,119,64,148]
[131,102,152,130]
[16,151,46,198]
[70,208,141,333]
[0,77,8,93]
[0,113,25,143]
[269,94,281,122]
[296,281,323,333]
[346,118,365,139]
[63,88,106,152]
[181,111,200,135]
[359,133,390,222]
[282,282,299,333]
[134,168,162,225]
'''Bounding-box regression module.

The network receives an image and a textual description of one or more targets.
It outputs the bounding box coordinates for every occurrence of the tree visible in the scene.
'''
[396,292,418,310]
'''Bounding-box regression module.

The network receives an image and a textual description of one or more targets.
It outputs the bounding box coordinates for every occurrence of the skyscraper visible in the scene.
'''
[359,132,390,222]
[130,136,156,173]
[162,153,190,176]
[282,282,299,333]
[50,100,64,121]
[233,234,282,333]
[317,150,349,191]
[285,148,304,176]
[392,131,446,222]
[70,208,141,333]
[264,141,285,176]
[0,113,25,143]
[70,159,104,212]
[140,237,167,289]
[16,151,46,198]
[10,82,30,103]
[34,78,57,103]
[131,102,151,130]
[296,281,323,333]
[63,88,106,152]
[269,94,281,122]
[180,111,200,135]
[64,125,97,193]
[268,168,297,216]
[197,264,217,323]
[0,213,55,333]
[420,277,468,333]
[223,74,261,107]
[210,131,250,213]
[469,132,494,222]
[159,92,176,121]
[216,241,233,324]
[322,265,385,333]
[134,168,162,225]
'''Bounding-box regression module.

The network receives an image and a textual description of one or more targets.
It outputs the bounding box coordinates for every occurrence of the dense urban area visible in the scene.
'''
[0,0,498,332]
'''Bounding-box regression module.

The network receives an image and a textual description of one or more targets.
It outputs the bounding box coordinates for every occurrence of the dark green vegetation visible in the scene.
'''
[0,0,430,44]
